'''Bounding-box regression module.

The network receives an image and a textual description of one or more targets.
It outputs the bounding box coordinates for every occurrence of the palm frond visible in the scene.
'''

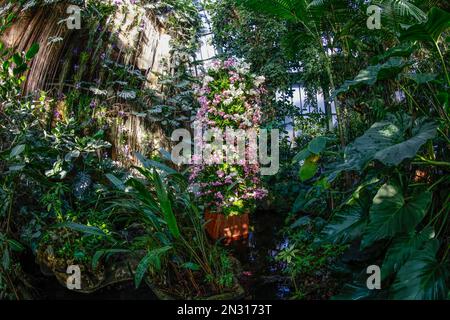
[377,0,427,22]
[237,0,308,22]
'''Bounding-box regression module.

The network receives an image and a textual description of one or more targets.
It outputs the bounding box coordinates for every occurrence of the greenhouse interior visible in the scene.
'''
[0,0,449,304]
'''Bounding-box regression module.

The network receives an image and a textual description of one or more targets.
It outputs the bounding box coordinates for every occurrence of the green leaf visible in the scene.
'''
[134,246,172,288]
[2,250,10,270]
[328,115,437,180]
[361,184,432,248]
[152,170,180,239]
[10,144,25,158]
[7,239,25,252]
[290,216,311,229]
[308,136,327,154]
[125,178,159,211]
[11,53,22,66]
[399,7,450,43]
[56,222,106,237]
[64,150,80,161]
[372,43,416,64]
[292,148,311,163]
[381,227,434,280]
[13,63,27,76]
[391,240,448,300]
[106,173,126,191]
[25,43,39,60]
[320,204,366,244]
[238,0,309,23]
[8,164,25,172]
[333,57,409,97]
[298,155,319,182]
[403,73,437,84]
[332,284,376,300]
[373,117,436,166]
[181,262,201,271]
[135,152,177,175]
[292,190,308,213]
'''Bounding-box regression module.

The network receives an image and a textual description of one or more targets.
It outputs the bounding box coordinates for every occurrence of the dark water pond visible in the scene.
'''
[230,210,291,300]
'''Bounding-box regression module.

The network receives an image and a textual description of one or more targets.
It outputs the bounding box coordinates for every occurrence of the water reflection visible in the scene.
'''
[229,211,292,299]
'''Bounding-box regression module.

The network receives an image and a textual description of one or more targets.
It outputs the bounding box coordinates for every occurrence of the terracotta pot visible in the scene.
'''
[204,209,249,242]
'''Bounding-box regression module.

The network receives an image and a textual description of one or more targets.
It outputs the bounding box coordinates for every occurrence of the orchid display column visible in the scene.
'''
[190,58,268,242]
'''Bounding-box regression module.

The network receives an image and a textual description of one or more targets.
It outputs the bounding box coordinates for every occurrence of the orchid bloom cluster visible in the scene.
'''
[190,58,268,216]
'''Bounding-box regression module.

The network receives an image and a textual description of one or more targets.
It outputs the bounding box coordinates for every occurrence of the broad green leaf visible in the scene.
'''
[9,144,25,158]
[404,73,437,84]
[391,240,448,300]
[308,136,327,154]
[328,114,437,181]
[319,204,366,244]
[381,227,434,280]
[25,43,39,60]
[333,57,409,97]
[361,184,432,248]
[134,246,172,288]
[373,117,436,166]
[298,155,319,181]
[399,7,450,43]
[11,53,22,66]
[13,63,27,75]
[371,43,416,64]
[292,148,311,163]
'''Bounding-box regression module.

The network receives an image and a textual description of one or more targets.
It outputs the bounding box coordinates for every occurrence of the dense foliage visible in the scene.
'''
[0,0,449,301]
[221,0,450,299]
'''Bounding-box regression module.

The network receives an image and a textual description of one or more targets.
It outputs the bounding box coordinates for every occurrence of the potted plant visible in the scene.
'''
[190,58,268,242]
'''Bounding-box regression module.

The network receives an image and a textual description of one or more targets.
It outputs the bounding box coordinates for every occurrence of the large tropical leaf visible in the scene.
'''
[371,43,416,64]
[319,182,374,243]
[307,136,327,154]
[372,116,437,166]
[399,7,450,43]
[327,114,437,180]
[319,204,367,244]
[361,183,432,248]
[381,226,434,280]
[391,240,448,300]
[333,57,409,97]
